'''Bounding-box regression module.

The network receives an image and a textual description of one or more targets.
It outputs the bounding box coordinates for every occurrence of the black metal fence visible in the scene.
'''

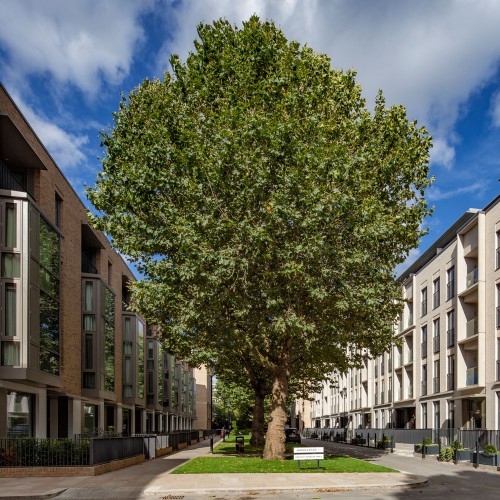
[0,429,212,468]
[303,427,500,452]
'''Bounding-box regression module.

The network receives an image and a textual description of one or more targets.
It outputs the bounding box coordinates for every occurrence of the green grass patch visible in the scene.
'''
[214,434,300,455]
[172,455,398,474]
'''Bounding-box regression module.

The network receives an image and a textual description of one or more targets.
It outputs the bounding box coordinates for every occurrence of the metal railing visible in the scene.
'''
[0,160,27,193]
[81,252,98,274]
[433,376,440,393]
[447,280,455,299]
[447,328,455,347]
[433,336,440,353]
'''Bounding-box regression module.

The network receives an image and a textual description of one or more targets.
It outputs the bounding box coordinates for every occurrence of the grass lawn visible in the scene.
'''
[213,434,299,455]
[172,455,398,474]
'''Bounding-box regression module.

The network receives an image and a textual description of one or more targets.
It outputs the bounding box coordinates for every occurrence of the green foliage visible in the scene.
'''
[439,446,453,462]
[422,437,433,446]
[87,15,433,459]
[482,444,497,455]
[451,440,463,451]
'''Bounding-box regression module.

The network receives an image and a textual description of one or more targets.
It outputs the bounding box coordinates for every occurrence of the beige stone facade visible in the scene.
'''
[309,199,500,432]
[0,84,201,438]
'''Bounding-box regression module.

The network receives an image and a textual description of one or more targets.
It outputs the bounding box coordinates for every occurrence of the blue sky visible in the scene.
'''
[1,0,500,276]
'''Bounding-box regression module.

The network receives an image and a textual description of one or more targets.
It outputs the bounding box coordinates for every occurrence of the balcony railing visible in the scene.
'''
[433,336,440,353]
[421,341,427,358]
[447,372,454,390]
[421,380,427,396]
[466,269,478,289]
[466,367,478,386]
[0,159,27,193]
[388,390,392,403]
[82,252,98,274]
[466,318,478,338]
[374,394,378,405]
[433,291,440,309]
[433,376,440,393]
[447,280,455,299]
[408,384,413,398]
[447,328,455,347]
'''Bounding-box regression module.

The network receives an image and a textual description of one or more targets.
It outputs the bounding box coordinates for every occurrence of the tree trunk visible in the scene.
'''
[263,357,290,460]
[250,390,266,446]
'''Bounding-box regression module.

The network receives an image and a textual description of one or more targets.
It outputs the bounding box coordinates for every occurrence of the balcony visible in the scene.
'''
[466,366,478,386]
[447,328,455,347]
[406,349,413,365]
[82,252,98,274]
[447,372,454,390]
[433,376,440,393]
[0,159,28,193]
[421,380,427,396]
[433,335,440,353]
[466,269,478,289]
[421,341,427,358]
[466,318,478,338]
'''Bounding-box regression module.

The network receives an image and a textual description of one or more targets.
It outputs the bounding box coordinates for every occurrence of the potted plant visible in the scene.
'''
[474,444,499,466]
[451,440,471,461]
[376,436,392,450]
[414,436,439,455]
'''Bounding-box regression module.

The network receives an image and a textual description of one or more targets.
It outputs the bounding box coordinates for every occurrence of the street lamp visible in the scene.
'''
[209,371,214,453]
[340,388,347,434]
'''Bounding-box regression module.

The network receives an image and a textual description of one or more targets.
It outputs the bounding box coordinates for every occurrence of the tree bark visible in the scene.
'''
[263,353,291,460]
[250,390,266,446]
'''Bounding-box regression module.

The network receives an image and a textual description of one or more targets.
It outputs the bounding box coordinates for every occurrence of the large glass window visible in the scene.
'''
[2,253,20,277]
[421,287,428,317]
[5,283,16,336]
[7,391,32,436]
[39,218,60,375]
[103,285,115,392]
[447,267,455,300]
[83,404,96,434]
[1,341,20,366]
[137,320,145,399]
[5,203,17,248]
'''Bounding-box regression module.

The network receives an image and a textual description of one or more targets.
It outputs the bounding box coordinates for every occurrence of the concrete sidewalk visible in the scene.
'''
[0,437,426,499]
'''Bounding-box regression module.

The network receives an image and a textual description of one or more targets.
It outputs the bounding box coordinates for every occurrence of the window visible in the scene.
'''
[433,318,440,353]
[422,403,428,429]
[447,267,455,300]
[39,218,60,375]
[433,278,440,309]
[84,334,93,369]
[5,284,16,336]
[497,284,500,328]
[448,401,455,429]
[447,310,455,347]
[137,320,145,399]
[497,231,500,269]
[2,253,20,278]
[421,364,427,396]
[1,342,19,366]
[447,354,455,390]
[421,287,428,316]
[421,325,427,358]
[55,194,62,228]
[5,203,17,248]
[433,360,440,393]
[434,402,440,430]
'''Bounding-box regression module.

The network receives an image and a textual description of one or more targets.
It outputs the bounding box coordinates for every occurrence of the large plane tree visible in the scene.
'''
[88,16,432,460]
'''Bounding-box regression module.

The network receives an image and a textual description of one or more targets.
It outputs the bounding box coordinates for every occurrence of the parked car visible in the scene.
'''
[285,428,301,443]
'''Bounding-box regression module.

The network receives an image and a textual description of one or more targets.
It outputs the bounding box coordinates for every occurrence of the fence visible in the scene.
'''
[303,427,500,452]
[1,429,213,468]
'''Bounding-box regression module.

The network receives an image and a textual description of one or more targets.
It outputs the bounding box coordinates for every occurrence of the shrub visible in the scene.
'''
[482,444,497,456]
[422,436,433,446]
[451,440,464,451]
[439,446,453,462]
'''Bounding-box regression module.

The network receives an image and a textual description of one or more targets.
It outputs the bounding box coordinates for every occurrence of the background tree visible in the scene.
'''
[88,16,432,460]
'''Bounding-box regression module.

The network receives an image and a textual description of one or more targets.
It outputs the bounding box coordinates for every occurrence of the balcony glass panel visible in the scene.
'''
[447,328,455,347]
[466,318,478,338]
[466,269,478,289]
[433,336,440,353]
[466,366,478,386]
[447,373,454,390]
[433,377,440,393]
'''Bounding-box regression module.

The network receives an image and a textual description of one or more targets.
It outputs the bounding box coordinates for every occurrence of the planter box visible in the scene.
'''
[472,452,499,466]
[414,444,439,455]
[455,449,471,461]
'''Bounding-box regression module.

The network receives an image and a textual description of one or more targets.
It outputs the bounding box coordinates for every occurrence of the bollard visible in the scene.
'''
[367,433,370,448]
[391,436,394,453]
[453,446,457,465]
[473,442,478,469]
[421,438,425,459]
[210,435,214,453]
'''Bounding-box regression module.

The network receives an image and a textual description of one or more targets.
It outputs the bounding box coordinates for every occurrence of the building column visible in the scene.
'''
[98,401,105,432]
[116,405,123,435]
[35,389,47,438]
[68,398,82,438]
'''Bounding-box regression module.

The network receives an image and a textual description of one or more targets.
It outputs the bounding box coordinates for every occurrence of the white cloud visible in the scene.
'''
[10,91,89,171]
[492,91,500,127]
[0,0,154,95]
[426,182,486,202]
[160,0,500,170]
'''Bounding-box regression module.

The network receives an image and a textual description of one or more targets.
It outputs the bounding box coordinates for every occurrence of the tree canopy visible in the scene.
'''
[88,16,432,460]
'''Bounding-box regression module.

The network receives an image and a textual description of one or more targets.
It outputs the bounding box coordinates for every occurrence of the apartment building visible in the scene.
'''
[0,84,199,438]
[310,197,500,432]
